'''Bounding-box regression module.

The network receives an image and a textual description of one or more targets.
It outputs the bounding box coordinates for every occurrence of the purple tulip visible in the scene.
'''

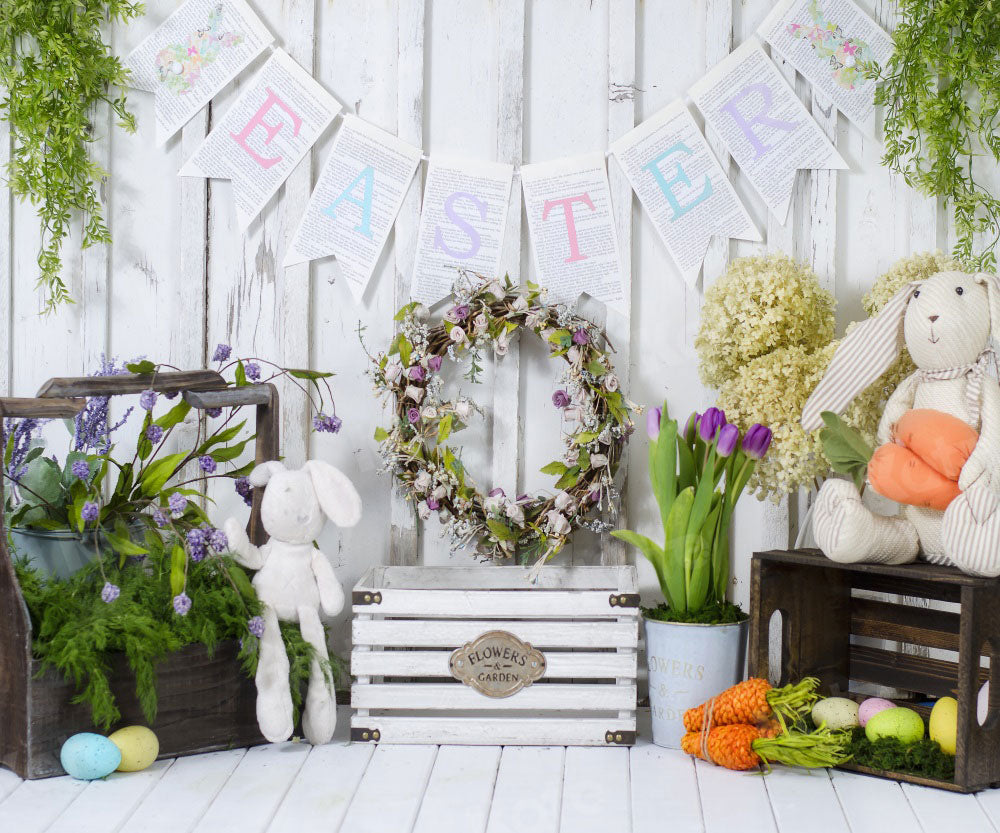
[552,390,571,409]
[428,355,443,372]
[698,407,726,443]
[407,365,426,381]
[742,423,773,460]
[646,407,662,440]
[716,423,739,457]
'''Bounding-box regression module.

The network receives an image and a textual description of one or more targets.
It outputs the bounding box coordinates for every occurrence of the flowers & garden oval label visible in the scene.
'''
[449,630,546,698]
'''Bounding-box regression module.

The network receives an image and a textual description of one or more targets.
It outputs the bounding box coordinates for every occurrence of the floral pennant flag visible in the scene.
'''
[285,115,423,302]
[520,154,627,312]
[125,0,274,146]
[179,49,341,230]
[610,101,761,287]
[411,157,515,307]
[759,0,893,136]
[690,38,847,223]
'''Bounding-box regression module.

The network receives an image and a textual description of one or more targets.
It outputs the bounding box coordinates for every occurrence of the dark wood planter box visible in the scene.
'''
[0,372,279,779]
[749,548,1000,793]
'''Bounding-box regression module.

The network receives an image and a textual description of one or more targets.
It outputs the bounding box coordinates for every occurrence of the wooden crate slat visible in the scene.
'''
[849,646,988,698]
[358,565,637,592]
[758,549,985,589]
[362,588,638,618]
[353,682,636,711]
[350,649,637,679]
[353,619,638,649]
[350,715,635,746]
[851,597,961,652]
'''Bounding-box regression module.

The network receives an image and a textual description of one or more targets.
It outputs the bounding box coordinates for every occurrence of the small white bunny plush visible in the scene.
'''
[801,270,1000,576]
[224,460,362,745]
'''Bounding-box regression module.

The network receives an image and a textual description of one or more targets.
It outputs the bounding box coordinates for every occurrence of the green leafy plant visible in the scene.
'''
[876,0,1000,270]
[845,727,955,780]
[0,1,144,312]
[819,411,874,491]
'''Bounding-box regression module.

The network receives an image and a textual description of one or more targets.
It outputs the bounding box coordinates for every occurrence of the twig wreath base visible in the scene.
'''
[369,276,636,565]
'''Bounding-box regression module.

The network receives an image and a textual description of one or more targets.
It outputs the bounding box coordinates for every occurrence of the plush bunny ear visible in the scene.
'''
[801,282,918,432]
[974,272,1000,344]
[304,460,362,528]
[249,460,286,488]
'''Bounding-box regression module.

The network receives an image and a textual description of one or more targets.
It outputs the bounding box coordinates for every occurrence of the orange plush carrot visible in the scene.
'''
[681,723,852,772]
[683,677,820,733]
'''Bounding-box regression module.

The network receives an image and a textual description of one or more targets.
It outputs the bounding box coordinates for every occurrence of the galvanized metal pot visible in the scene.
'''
[9,527,102,580]
[643,614,748,748]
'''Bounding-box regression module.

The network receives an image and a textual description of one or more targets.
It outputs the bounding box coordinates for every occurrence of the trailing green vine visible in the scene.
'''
[1,1,144,313]
[876,0,1000,270]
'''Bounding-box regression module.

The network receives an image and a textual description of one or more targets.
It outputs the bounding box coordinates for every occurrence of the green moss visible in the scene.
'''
[845,727,955,781]
[642,600,748,626]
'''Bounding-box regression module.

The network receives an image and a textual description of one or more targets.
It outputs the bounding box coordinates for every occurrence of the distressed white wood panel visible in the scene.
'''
[353,682,636,711]
[119,749,246,833]
[559,746,631,833]
[353,617,639,648]
[0,768,20,805]
[696,758,777,833]
[362,588,639,617]
[366,564,635,589]
[191,743,310,833]
[351,648,637,678]
[763,767,849,833]
[0,776,88,833]
[338,745,438,833]
[629,742,704,833]
[901,782,996,833]
[485,746,564,833]
[47,761,172,833]
[412,745,502,833]
[0,110,10,395]
[267,743,375,833]
[976,785,1000,830]
[352,715,634,746]
[827,769,922,833]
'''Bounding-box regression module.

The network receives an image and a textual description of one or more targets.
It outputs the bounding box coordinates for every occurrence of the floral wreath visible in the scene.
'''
[368,275,636,564]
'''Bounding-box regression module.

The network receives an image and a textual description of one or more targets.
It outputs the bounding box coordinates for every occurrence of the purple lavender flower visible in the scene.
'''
[168,492,188,518]
[2,418,39,482]
[163,390,179,400]
[139,389,157,411]
[742,424,773,460]
[235,476,253,507]
[71,460,90,480]
[698,407,726,443]
[428,355,443,372]
[716,423,740,457]
[208,527,228,552]
[572,328,590,345]
[101,582,120,604]
[81,501,100,524]
[198,455,217,474]
[407,365,426,381]
[73,356,132,454]
[186,527,207,562]
[152,507,169,527]
[144,424,164,445]
[552,390,571,409]
[247,616,265,638]
[245,361,261,382]
[646,407,662,440]
[213,344,232,363]
[313,413,343,433]
[407,407,421,424]
[173,593,192,616]
[206,407,222,418]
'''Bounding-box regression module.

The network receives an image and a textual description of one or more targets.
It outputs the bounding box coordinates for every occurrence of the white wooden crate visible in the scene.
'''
[350,565,639,746]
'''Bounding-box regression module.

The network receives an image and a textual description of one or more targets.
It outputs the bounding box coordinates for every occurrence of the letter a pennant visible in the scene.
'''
[609,101,760,288]
[179,49,341,230]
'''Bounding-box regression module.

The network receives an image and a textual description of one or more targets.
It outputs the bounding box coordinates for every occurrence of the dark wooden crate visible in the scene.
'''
[749,548,1000,793]
[0,372,280,779]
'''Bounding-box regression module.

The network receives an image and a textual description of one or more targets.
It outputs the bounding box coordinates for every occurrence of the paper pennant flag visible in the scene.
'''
[759,0,893,136]
[520,154,627,313]
[179,49,341,230]
[690,38,847,223]
[125,0,274,146]
[285,115,423,302]
[610,101,761,287]
[411,157,514,307]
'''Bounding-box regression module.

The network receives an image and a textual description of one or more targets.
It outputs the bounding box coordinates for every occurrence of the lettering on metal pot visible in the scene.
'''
[449,630,546,698]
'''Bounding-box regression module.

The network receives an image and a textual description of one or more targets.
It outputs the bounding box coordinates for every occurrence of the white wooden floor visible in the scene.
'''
[3,710,1000,833]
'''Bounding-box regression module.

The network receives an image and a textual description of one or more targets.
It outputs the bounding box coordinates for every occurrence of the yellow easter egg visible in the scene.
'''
[108,726,159,772]
[929,696,958,756]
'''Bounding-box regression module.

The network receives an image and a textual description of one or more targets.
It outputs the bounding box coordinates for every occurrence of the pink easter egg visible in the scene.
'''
[858,697,896,727]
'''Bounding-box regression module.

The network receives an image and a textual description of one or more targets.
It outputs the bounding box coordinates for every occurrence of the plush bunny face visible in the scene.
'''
[904,271,992,370]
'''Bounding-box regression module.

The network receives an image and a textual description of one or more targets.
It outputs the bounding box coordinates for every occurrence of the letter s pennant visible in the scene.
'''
[609,101,760,288]
[179,49,341,230]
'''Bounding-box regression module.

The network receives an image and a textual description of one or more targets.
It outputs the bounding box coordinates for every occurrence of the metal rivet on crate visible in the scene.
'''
[605,731,614,743]
[615,733,623,742]
[374,592,382,603]
[609,594,618,606]
[364,593,372,603]
[362,731,370,740]
[372,730,381,741]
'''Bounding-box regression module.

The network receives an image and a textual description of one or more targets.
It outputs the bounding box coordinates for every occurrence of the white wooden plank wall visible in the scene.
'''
[2,0,970,652]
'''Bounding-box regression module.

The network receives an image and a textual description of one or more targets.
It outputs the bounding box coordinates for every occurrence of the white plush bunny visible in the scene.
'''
[801,270,1000,576]
[224,460,362,745]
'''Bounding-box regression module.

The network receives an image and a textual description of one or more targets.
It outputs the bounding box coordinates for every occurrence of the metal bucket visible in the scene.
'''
[644,615,748,748]
[9,527,102,580]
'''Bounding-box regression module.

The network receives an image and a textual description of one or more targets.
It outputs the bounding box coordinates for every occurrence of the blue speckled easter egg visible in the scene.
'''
[60,733,121,780]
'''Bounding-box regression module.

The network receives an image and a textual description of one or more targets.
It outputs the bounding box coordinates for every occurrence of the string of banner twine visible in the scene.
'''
[699,695,718,765]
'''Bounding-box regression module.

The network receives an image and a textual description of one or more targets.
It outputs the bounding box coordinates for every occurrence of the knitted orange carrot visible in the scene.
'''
[683,677,820,733]
[681,723,851,772]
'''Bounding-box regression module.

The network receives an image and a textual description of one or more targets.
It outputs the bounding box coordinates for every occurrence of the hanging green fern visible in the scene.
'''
[877,0,1000,270]
[0,1,144,313]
